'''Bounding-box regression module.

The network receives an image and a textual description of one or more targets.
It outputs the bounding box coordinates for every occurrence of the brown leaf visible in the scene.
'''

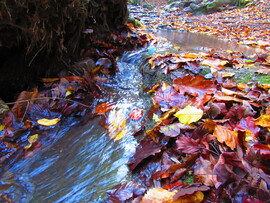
[173,185,209,201]
[176,135,203,153]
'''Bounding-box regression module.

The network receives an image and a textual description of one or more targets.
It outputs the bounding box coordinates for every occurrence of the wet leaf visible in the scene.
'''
[94,102,115,114]
[129,109,143,121]
[200,58,228,70]
[128,137,162,170]
[173,75,216,106]
[173,185,209,201]
[213,125,238,150]
[176,135,202,153]
[37,118,60,126]
[152,83,186,111]
[107,109,127,140]
[25,134,39,149]
[159,123,183,137]
[174,105,203,125]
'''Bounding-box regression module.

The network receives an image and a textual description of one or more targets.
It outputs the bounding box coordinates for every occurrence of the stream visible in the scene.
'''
[0,30,256,202]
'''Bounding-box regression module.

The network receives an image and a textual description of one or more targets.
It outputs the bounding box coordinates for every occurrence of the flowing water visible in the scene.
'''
[0,30,257,202]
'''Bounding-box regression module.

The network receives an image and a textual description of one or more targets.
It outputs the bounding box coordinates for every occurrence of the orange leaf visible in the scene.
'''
[255,115,270,127]
[213,125,238,150]
[94,103,115,114]
[141,187,205,203]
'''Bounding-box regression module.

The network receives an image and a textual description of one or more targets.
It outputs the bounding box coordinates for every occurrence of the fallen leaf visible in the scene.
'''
[37,118,60,126]
[140,187,206,203]
[200,58,228,70]
[107,109,127,140]
[152,84,186,111]
[255,115,270,127]
[159,123,183,137]
[174,105,203,125]
[176,135,202,153]
[25,134,39,149]
[94,102,115,114]
[213,125,238,150]
[129,109,143,121]
[173,75,216,106]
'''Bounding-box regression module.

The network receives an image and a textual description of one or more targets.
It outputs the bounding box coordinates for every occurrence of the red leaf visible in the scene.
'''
[176,135,202,153]
[173,185,210,200]
[129,109,143,121]
[128,137,162,170]
[94,102,115,114]
[234,117,260,137]
[173,75,216,106]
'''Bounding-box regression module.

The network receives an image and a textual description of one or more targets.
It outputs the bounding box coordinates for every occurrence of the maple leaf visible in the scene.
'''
[152,84,186,111]
[176,135,203,153]
[213,125,238,150]
[173,75,216,106]
[174,105,203,125]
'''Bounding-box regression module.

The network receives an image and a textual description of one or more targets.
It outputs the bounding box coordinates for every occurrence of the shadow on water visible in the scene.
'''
[0,30,257,202]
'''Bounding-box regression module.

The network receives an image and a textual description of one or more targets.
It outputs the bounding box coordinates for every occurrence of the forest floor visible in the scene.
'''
[106,1,270,202]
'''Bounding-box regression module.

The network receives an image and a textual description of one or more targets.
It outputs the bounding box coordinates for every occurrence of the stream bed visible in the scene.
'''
[0,30,259,202]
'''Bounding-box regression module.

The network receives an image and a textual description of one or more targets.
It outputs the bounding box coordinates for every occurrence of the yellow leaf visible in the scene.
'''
[174,105,203,125]
[0,125,4,131]
[255,115,270,127]
[25,134,39,149]
[107,110,127,140]
[37,118,60,126]
[141,187,204,203]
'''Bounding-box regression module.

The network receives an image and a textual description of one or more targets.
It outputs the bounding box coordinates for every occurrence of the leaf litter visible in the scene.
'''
[0,0,270,202]
[106,1,270,202]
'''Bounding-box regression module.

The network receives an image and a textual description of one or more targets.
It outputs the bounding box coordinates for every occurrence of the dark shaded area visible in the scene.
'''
[0,0,129,101]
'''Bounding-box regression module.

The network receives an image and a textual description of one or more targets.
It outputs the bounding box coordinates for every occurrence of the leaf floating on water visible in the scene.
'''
[129,109,143,121]
[37,118,60,126]
[174,105,203,125]
[94,102,115,114]
[107,109,127,140]
[25,134,39,149]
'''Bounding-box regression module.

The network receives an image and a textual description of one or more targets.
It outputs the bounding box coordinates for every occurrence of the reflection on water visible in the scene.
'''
[0,49,149,202]
[154,29,255,56]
